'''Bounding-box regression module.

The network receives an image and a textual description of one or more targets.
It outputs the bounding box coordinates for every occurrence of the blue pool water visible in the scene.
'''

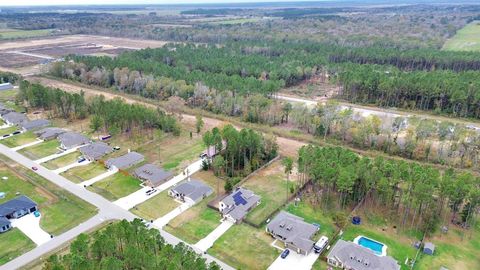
[357,237,384,255]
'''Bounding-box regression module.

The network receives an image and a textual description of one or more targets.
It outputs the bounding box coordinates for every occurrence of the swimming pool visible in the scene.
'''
[353,236,387,256]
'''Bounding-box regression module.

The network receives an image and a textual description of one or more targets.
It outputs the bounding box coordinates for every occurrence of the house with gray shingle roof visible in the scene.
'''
[105,151,144,170]
[0,217,11,233]
[0,195,38,219]
[79,142,113,161]
[35,127,66,141]
[169,180,213,205]
[133,163,173,187]
[219,187,261,224]
[2,111,27,126]
[58,132,90,150]
[0,83,13,91]
[327,239,400,270]
[20,119,50,131]
[267,211,319,255]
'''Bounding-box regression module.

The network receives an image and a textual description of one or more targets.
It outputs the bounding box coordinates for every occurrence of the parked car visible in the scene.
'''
[113,146,121,151]
[31,166,38,171]
[281,249,290,259]
[314,236,329,254]
[78,157,86,163]
[199,153,208,159]
[12,131,21,135]
[3,134,10,138]
[146,189,157,196]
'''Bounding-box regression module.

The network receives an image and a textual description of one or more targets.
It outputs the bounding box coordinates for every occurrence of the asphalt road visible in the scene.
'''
[0,143,234,270]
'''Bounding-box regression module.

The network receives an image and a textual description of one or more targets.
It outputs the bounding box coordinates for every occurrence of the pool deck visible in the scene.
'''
[353,235,387,257]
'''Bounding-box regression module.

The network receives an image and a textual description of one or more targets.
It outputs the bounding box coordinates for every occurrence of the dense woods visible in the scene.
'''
[298,145,480,235]
[0,71,21,84]
[42,220,219,270]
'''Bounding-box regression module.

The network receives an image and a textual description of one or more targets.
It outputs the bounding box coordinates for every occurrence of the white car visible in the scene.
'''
[314,236,329,253]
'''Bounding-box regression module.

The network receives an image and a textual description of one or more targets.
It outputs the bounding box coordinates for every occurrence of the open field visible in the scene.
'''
[209,224,280,270]
[18,140,60,160]
[60,162,107,183]
[0,155,97,236]
[0,228,35,266]
[443,21,480,51]
[243,159,296,226]
[42,151,81,170]
[87,172,142,201]
[0,29,53,40]
[131,191,180,221]
[0,132,37,148]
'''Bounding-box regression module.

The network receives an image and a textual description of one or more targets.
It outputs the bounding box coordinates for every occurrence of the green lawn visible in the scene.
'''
[60,162,107,183]
[0,89,18,102]
[0,126,19,136]
[443,21,480,51]
[0,131,37,148]
[42,152,81,170]
[243,160,295,226]
[131,191,180,221]
[285,201,336,239]
[209,224,280,270]
[18,140,60,160]
[0,228,35,266]
[87,173,142,201]
[0,29,52,39]
[0,158,97,236]
[164,195,221,244]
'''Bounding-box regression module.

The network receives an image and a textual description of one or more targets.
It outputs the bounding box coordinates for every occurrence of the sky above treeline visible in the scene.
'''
[1,0,327,6]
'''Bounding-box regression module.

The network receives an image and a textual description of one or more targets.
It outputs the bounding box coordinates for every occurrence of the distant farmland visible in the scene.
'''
[442,21,480,52]
[0,28,53,40]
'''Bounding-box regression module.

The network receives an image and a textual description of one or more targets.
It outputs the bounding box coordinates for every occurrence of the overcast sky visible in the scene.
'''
[1,0,321,6]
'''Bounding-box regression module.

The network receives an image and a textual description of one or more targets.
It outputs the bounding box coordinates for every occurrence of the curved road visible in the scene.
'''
[0,143,233,270]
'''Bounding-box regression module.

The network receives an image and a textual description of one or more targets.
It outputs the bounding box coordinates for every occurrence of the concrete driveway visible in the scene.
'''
[10,213,52,246]
[194,220,234,252]
[152,202,190,228]
[268,249,320,270]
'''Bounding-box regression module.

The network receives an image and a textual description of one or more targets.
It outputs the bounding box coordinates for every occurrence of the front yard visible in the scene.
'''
[18,140,60,160]
[130,191,180,221]
[209,224,280,270]
[61,162,107,183]
[0,126,19,136]
[0,131,37,148]
[42,152,82,170]
[0,228,35,266]
[87,173,142,201]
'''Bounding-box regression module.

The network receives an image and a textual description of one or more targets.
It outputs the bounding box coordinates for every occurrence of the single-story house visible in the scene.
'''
[58,132,90,150]
[266,211,319,255]
[327,239,400,270]
[34,127,66,141]
[105,151,144,170]
[133,163,173,187]
[169,180,213,205]
[79,142,113,161]
[20,119,50,131]
[0,83,13,91]
[0,195,38,219]
[0,217,11,233]
[0,103,13,116]
[423,242,435,255]
[2,111,27,126]
[219,187,261,224]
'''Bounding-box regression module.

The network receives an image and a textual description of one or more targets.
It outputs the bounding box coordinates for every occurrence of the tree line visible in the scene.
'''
[42,219,220,270]
[0,71,21,84]
[297,145,480,235]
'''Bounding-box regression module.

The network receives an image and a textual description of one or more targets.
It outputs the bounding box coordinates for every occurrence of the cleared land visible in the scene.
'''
[0,29,53,40]
[87,173,142,201]
[130,191,180,221]
[209,224,280,270]
[0,228,35,266]
[443,21,480,51]
[42,151,81,170]
[243,159,296,226]
[0,132,37,148]
[60,162,107,183]
[18,140,60,160]
[0,155,97,236]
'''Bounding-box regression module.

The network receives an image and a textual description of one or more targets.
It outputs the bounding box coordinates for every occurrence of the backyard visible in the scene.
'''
[87,172,142,201]
[42,151,82,170]
[0,228,35,266]
[243,159,296,226]
[209,224,280,270]
[60,162,107,183]
[130,191,180,221]
[18,140,60,160]
[0,131,37,148]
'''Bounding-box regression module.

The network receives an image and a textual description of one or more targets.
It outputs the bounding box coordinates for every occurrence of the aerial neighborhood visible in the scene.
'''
[0,2,479,270]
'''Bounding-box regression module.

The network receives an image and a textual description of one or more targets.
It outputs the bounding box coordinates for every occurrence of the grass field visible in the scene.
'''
[0,228,35,266]
[0,29,52,40]
[87,173,142,201]
[243,159,296,226]
[130,191,180,221]
[0,156,97,236]
[18,140,60,160]
[42,152,81,170]
[443,21,480,51]
[60,162,107,183]
[0,89,18,101]
[209,224,280,270]
[0,132,37,148]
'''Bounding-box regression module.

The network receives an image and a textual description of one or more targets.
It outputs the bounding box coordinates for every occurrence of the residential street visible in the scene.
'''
[0,143,234,270]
